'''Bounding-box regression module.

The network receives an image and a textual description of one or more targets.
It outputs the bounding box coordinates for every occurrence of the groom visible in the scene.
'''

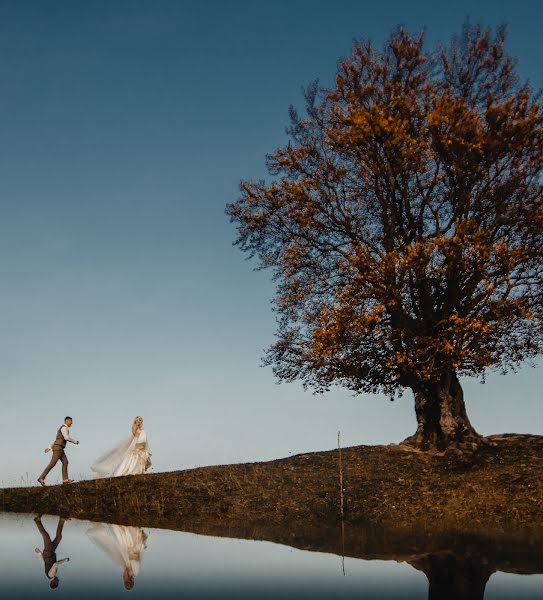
[38,416,79,486]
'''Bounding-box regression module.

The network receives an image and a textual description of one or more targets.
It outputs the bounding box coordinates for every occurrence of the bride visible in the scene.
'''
[91,416,152,477]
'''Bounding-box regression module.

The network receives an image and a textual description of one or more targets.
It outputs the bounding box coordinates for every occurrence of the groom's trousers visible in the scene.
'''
[39,446,69,481]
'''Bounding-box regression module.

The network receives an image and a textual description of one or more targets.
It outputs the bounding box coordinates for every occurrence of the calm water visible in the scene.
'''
[0,513,541,599]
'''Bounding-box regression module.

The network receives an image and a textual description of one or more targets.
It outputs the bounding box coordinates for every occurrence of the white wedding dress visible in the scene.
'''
[87,523,147,583]
[91,428,152,477]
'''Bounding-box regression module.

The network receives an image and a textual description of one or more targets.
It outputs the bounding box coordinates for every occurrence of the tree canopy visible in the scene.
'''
[227,23,543,450]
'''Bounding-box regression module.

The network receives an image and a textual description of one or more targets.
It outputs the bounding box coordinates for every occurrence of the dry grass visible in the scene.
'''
[2,433,542,541]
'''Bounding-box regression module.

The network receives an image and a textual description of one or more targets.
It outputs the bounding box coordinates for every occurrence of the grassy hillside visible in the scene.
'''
[2,434,542,534]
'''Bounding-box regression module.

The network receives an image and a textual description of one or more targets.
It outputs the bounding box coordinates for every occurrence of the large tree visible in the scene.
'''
[227,23,543,451]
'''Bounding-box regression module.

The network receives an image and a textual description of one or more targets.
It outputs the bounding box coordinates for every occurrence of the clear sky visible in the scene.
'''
[0,0,541,485]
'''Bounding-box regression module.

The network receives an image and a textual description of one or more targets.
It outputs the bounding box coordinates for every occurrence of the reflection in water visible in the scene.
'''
[179,518,543,599]
[0,512,539,598]
[33,516,70,589]
[410,552,493,600]
[87,523,148,590]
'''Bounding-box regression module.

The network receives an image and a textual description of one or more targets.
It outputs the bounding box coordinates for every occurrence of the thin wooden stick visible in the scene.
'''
[338,431,344,520]
[338,430,345,575]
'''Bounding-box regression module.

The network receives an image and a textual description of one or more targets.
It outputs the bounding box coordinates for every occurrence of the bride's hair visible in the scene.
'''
[132,416,143,437]
[123,568,135,590]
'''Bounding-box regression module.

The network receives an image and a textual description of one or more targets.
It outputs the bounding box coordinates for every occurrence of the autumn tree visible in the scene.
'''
[227,23,543,451]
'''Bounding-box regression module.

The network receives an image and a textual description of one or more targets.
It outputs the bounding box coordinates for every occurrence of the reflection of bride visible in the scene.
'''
[91,416,152,477]
[87,523,148,590]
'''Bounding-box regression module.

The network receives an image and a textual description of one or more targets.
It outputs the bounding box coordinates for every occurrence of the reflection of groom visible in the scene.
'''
[34,516,70,589]
[38,416,79,486]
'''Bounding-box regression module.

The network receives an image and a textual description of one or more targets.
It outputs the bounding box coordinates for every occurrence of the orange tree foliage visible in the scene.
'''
[227,24,543,404]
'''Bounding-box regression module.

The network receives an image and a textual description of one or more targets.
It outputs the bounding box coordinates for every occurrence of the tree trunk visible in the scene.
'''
[402,371,481,452]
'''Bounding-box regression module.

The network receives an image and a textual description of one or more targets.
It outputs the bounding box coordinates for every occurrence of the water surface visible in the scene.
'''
[0,513,540,599]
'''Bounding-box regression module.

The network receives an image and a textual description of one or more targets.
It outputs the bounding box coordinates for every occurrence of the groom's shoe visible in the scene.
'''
[37,478,45,487]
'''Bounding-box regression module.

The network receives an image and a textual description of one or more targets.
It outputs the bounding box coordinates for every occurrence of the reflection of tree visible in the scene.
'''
[87,523,148,590]
[410,552,493,600]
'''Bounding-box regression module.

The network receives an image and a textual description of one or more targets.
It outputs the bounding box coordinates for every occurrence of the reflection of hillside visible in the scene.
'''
[179,518,543,573]
[154,518,543,600]
[77,513,542,599]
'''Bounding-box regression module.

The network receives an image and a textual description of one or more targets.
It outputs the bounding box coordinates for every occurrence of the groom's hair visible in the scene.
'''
[64,416,72,421]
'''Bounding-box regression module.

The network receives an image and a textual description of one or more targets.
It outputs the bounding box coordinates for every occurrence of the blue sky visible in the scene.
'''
[0,0,541,484]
